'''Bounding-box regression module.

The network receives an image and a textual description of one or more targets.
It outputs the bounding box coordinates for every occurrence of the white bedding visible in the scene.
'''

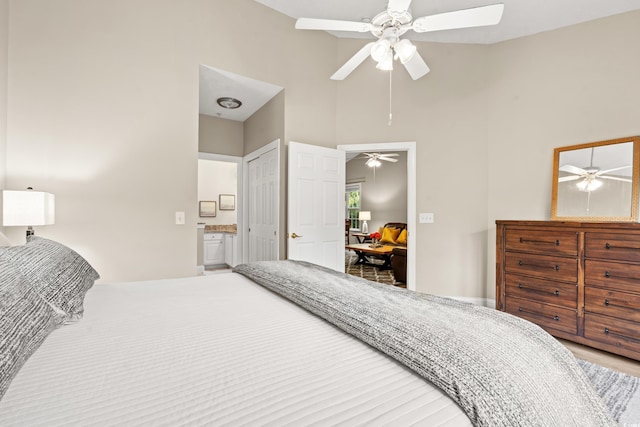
[0,272,470,426]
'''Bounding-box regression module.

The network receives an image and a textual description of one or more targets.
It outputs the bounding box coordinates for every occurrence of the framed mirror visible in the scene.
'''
[552,136,640,221]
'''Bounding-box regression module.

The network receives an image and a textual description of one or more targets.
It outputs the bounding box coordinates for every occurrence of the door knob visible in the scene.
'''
[291,233,303,239]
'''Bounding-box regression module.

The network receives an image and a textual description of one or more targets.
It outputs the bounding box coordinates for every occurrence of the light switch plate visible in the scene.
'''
[419,212,434,223]
[175,211,185,225]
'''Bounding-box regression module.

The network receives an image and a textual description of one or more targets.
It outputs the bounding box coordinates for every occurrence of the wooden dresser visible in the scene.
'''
[496,220,640,361]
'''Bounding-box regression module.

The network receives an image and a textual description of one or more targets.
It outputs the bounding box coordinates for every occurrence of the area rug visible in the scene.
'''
[344,250,405,287]
[579,359,640,424]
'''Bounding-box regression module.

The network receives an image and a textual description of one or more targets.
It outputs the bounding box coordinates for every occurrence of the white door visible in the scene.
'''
[288,141,345,272]
[248,148,278,262]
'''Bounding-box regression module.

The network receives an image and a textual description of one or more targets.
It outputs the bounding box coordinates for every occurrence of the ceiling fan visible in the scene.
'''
[359,152,399,168]
[295,0,505,80]
[559,147,632,192]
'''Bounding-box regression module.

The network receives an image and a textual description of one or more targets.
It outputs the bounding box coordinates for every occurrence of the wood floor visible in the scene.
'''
[559,338,640,377]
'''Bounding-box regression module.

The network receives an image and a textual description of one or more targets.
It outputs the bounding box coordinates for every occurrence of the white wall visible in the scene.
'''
[197,159,237,226]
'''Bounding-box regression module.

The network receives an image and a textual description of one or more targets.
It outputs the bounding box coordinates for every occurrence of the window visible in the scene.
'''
[345,183,361,230]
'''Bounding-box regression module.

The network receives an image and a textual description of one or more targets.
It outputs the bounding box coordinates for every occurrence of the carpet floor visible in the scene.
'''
[580,359,640,423]
[344,250,405,288]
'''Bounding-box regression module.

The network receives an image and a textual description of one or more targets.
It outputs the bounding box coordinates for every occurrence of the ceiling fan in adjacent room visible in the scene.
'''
[295,0,505,80]
[360,152,399,168]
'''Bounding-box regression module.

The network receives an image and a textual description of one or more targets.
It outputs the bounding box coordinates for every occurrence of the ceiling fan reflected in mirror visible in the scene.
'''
[295,0,504,80]
[559,147,632,193]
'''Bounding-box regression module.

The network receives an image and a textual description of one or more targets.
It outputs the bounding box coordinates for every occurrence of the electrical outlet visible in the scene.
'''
[175,211,185,225]
[419,212,434,223]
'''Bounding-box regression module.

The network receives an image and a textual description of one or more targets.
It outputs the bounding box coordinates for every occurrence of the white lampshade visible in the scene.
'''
[576,179,602,192]
[3,190,55,226]
[394,39,417,64]
[370,39,392,62]
[375,52,394,71]
[358,211,371,221]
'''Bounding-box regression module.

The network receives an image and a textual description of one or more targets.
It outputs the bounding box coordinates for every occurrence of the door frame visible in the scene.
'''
[242,139,281,264]
[338,141,416,291]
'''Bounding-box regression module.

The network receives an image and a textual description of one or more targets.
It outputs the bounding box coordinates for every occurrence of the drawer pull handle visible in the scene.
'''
[519,237,560,246]
[601,300,640,312]
[602,327,640,344]
[518,260,560,271]
[604,271,638,281]
[603,242,640,251]
[518,307,560,322]
[517,283,561,297]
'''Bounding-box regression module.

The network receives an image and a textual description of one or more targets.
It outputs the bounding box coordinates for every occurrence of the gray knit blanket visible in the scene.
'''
[234,260,615,427]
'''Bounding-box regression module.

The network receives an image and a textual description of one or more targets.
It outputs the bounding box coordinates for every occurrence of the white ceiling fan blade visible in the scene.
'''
[559,164,588,175]
[559,175,582,183]
[412,3,504,33]
[387,0,413,15]
[296,18,372,32]
[380,157,399,163]
[596,165,632,176]
[331,42,375,80]
[380,153,399,157]
[402,51,430,80]
[600,175,633,183]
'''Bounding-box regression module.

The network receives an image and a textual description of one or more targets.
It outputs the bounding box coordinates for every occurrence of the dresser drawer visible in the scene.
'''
[505,296,577,335]
[505,252,578,283]
[505,274,577,308]
[505,229,578,256]
[585,313,640,355]
[585,233,640,262]
[584,259,640,293]
[585,287,640,322]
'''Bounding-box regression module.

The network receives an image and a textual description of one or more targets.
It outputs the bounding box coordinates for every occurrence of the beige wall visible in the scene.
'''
[198,115,243,156]
[486,10,640,301]
[244,89,287,258]
[335,39,491,298]
[5,0,336,282]
[346,152,408,233]
[4,0,640,300]
[0,0,7,200]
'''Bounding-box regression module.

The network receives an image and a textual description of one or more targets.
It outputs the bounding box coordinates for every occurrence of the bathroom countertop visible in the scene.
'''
[203,224,237,234]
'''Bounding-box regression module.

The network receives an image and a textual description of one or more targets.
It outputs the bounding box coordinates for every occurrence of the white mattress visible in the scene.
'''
[0,272,470,426]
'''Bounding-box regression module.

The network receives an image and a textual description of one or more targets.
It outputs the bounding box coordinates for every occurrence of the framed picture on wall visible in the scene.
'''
[199,201,216,217]
[219,194,236,211]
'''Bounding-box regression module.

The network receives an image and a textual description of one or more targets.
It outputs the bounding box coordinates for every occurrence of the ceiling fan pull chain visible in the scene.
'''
[388,70,393,126]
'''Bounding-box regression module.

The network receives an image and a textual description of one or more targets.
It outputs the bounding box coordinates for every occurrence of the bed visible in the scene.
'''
[0,237,632,426]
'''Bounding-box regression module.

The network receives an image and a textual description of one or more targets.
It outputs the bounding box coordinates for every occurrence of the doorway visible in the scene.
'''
[338,142,417,291]
[197,152,243,273]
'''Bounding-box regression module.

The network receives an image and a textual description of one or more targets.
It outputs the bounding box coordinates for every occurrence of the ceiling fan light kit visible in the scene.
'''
[294,1,504,81]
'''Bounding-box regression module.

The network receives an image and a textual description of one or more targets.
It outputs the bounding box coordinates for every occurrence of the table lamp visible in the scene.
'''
[359,211,371,234]
[3,188,55,239]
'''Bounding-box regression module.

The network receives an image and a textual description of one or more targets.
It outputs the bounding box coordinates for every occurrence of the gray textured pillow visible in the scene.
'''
[0,258,62,400]
[0,236,100,322]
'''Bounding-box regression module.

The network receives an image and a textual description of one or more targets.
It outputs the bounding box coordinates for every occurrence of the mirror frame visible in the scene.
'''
[551,136,640,222]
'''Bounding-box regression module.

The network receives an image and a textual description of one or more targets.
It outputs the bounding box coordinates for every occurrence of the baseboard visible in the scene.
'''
[446,296,495,309]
